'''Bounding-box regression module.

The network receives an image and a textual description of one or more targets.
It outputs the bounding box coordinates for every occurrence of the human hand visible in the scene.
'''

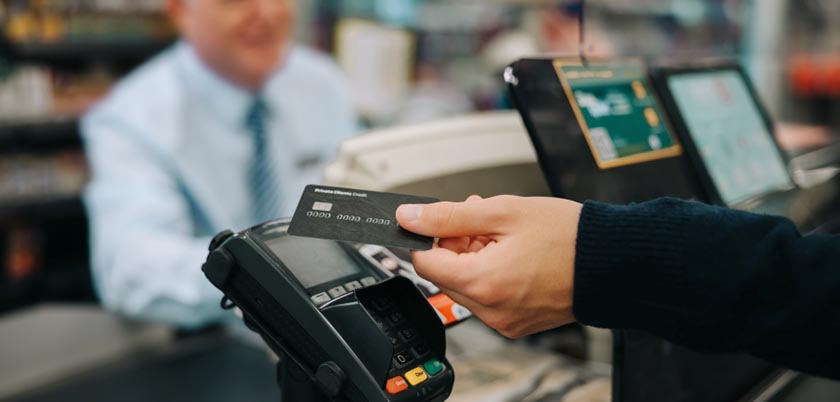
[396,195,582,338]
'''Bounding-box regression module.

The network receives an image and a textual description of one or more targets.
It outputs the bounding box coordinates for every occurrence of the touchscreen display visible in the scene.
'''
[263,234,360,289]
[667,71,792,205]
[555,61,683,169]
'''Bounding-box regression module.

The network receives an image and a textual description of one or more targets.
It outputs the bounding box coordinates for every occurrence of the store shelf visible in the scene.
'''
[0,258,96,315]
[0,197,85,223]
[0,117,80,149]
[10,39,175,66]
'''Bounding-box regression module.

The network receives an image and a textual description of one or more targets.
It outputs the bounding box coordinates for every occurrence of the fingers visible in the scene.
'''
[438,234,493,253]
[422,195,488,253]
[468,237,491,253]
[396,197,508,238]
[409,248,480,290]
[438,236,471,253]
[437,235,493,254]
[466,195,483,202]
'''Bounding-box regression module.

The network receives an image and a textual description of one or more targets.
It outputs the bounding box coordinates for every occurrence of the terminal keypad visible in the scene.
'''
[363,294,446,396]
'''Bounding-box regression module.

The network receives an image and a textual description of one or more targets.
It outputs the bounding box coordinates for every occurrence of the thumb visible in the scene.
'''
[396,199,505,238]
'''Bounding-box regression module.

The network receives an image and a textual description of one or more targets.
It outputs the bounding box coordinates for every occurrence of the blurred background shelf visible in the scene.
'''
[0,117,79,149]
[9,39,174,66]
[0,197,84,222]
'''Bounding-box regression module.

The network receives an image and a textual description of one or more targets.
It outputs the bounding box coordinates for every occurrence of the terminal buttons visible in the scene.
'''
[393,351,413,369]
[310,292,331,306]
[387,362,445,393]
[371,296,393,312]
[361,289,448,396]
[405,367,428,386]
[398,328,417,342]
[387,311,405,325]
[411,343,430,359]
[423,359,444,376]
[327,286,347,298]
[386,376,408,395]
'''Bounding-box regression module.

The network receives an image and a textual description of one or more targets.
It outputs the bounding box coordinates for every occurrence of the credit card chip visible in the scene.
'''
[312,202,333,212]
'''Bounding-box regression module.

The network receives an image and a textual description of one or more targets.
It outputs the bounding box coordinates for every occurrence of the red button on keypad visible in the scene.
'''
[386,376,408,395]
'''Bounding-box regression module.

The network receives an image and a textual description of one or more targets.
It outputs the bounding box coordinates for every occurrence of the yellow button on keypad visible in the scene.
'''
[405,367,428,386]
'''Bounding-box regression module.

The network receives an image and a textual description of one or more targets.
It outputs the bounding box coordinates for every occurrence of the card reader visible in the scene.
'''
[202,219,454,402]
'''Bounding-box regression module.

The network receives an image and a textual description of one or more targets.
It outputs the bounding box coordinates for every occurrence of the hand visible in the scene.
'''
[396,195,583,338]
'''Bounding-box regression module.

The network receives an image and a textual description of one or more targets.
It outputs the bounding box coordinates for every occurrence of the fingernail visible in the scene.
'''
[397,204,423,222]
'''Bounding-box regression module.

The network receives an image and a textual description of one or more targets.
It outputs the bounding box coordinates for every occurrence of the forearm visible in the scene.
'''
[573,198,840,379]
[92,230,231,328]
[83,112,233,328]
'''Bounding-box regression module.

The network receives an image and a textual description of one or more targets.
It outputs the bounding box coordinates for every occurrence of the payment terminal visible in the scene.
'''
[505,57,704,204]
[202,219,454,402]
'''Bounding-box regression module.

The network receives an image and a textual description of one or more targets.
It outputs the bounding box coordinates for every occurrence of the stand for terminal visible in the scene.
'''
[277,356,332,402]
[239,313,342,402]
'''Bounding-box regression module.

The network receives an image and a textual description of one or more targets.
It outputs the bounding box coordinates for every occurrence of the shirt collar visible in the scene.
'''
[175,41,270,129]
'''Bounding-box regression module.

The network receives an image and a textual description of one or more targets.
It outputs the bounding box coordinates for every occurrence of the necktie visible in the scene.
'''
[245,98,281,223]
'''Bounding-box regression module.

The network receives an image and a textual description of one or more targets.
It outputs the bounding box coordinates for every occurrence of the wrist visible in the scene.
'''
[572,199,689,329]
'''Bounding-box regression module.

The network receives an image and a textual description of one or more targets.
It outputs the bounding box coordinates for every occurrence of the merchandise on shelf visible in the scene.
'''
[3,0,174,43]
[788,55,840,98]
[0,150,89,205]
[5,224,39,282]
[0,64,113,119]
[318,0,745,127]
[0,64,51,119]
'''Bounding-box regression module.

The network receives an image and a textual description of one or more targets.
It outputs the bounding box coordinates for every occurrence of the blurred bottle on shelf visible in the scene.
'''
[6,224,40,282]
[0,64,112,120]
[0,64,51,119]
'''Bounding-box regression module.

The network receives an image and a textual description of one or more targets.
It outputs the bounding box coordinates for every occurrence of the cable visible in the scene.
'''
[579,0,589,66]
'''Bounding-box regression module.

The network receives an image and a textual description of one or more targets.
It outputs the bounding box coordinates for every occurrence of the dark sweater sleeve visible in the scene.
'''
[573,198,840,380]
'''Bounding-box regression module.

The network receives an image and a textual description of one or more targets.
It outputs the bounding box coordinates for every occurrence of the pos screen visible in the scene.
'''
[554,61,683,169]
[666,70,792,205]
[263,235,358,289]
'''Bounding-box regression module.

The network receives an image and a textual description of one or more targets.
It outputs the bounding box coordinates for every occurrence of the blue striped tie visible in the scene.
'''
[245,98,281,223]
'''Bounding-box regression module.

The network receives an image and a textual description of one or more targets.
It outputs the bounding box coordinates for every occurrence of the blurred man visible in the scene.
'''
[82,0,356,328]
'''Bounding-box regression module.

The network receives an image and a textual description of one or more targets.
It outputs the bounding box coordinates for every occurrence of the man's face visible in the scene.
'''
[169,0,296,91]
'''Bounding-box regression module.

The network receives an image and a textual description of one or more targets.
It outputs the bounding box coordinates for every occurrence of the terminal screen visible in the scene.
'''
[554,61,683,169]
[264,235,359,289]
[667,70,792,205]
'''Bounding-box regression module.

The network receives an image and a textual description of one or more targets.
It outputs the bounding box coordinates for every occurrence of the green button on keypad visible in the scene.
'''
[423,359,444,376]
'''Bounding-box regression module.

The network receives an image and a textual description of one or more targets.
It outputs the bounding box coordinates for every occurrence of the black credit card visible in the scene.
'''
[288,185,439,250]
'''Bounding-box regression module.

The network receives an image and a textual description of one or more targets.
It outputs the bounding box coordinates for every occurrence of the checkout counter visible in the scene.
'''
[2,60,840,402]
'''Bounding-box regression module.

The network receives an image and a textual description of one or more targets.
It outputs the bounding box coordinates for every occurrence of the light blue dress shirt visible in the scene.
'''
[82,41,357,328]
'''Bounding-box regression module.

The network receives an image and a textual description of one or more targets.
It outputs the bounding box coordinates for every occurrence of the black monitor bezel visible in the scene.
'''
[505,57,706,204]
[650,62,796,207]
